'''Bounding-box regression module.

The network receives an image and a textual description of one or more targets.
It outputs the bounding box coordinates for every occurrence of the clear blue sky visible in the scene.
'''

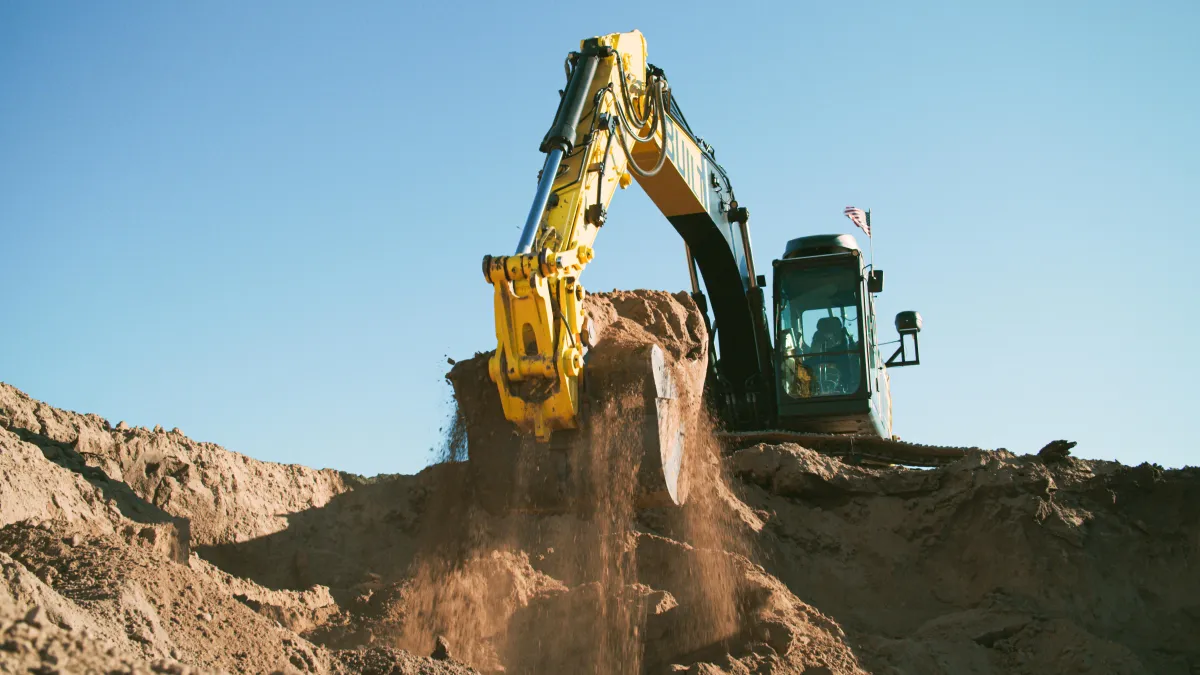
[3,1,1196,475]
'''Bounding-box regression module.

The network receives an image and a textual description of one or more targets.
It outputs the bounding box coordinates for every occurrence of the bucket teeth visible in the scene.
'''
[648,345,686,505]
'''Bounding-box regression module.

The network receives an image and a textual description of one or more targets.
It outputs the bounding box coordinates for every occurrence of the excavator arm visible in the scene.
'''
[483,30,774,442]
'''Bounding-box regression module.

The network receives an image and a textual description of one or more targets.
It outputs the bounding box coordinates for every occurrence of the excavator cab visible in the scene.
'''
[772,234,917,438]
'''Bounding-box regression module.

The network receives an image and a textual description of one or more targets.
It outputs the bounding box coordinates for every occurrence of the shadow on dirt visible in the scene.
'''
[195,462,473,604]
[11,426,184,531]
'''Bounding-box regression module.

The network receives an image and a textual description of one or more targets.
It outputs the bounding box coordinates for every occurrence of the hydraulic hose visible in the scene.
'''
[614,51,650,128]
[595,78,665,148]
[616,117,669,177]
[614,80,670,177]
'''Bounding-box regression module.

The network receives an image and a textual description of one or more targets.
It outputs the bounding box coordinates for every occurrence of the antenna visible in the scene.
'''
[867,208,874,270]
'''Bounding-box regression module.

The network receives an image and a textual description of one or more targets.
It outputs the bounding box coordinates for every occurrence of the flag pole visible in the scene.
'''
[866,209,874,270]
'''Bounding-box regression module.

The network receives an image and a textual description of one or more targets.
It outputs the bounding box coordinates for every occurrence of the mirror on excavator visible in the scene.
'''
[886,310,923,368]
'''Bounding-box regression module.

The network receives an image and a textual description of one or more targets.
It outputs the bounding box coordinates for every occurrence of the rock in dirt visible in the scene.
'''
[1037,439,1077,463]
[432,635,452,660]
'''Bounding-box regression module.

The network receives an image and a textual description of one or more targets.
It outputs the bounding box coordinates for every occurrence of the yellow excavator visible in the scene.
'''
[475,30,966,505]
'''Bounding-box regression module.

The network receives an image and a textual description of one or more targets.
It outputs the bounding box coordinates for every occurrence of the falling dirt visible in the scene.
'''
[2,289,1199,674]
[430,290,745,674]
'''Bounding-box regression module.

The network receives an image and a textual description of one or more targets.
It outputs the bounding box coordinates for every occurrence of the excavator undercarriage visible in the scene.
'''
[717,431,976,468]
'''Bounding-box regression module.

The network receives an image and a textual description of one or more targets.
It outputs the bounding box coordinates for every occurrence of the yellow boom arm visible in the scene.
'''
[483,29,752,441]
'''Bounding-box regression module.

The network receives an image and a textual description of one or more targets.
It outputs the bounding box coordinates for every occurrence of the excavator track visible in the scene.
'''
[716,430,984,468]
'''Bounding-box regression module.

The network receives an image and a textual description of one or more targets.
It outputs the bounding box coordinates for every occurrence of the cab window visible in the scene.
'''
[776,265,863,399]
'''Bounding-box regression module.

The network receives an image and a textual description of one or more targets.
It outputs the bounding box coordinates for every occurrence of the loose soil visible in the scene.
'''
[2,289,1197,674]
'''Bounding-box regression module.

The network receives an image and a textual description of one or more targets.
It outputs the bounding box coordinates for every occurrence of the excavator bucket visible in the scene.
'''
[579,341,690,508]
[447,290,706,513]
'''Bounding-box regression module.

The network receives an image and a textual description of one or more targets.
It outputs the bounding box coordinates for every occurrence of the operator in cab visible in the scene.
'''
[777,272,863,399]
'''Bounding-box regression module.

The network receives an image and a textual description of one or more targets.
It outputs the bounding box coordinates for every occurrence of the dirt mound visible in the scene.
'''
[3,289,1199,674]
[0,384,351,549]
[0,384,475,674]
[436,290,870,673]
[732,443,1200,674]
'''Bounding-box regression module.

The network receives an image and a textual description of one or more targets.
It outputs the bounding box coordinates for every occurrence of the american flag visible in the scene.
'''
[844,206,870,237]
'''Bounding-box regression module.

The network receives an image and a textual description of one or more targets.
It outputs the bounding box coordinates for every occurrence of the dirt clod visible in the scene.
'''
[1038,439,1077,462]
[432,635,452,661]
[23,605,47,628]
